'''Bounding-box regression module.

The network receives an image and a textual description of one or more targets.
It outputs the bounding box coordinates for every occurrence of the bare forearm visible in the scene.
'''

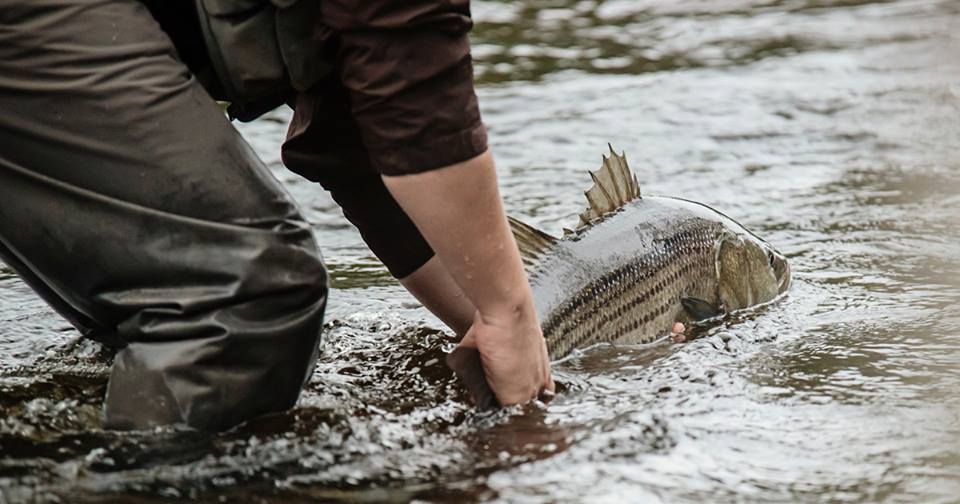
[398,255,475,337]
[383,150,553,405]
[382,151,533,324]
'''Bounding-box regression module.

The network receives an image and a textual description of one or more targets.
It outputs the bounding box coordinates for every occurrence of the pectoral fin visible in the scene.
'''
[681,297,723,321]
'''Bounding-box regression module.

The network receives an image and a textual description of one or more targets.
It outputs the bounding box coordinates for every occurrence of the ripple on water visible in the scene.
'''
[2,0,959,502]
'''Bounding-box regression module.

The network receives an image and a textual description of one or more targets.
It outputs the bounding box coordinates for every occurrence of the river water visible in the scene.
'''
[2,0,958,502]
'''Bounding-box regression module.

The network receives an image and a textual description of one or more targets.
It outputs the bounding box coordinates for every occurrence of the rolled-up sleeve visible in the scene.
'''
[320,0,488,175]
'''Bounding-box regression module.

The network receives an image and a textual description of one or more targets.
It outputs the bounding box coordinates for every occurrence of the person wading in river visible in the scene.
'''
[0,0,553,430]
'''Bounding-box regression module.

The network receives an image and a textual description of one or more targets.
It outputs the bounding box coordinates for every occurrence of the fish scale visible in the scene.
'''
[529,212,723,359]
[506,148,789,361]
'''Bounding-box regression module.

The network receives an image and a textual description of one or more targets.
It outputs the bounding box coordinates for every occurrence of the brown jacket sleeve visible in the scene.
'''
[320,0,488,175]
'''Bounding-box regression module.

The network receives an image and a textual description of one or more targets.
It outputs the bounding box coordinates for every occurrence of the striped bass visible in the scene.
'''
[510,146,791,359]
[447,146,791,408]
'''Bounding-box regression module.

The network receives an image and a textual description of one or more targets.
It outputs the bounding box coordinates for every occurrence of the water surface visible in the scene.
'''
[2,0,959,502]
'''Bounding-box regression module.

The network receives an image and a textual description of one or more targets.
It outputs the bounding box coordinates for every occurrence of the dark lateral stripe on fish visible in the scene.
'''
[544,231,716,356]
[501,147,791,361]
[554,266,692,356]
[546,254,681,341]
[542,227,712,335]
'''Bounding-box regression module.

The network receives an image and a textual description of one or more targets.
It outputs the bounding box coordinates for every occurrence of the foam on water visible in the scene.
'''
[2,0,958,502]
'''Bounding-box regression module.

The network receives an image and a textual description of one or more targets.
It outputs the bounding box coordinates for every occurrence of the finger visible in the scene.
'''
[458,330,478,349]
[446,346,500,410]
[671,321,686,343]
[538,387,556,403]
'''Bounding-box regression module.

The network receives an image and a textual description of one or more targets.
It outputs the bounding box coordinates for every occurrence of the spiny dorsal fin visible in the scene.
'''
[508,216,558,269]
[577,145,641,229]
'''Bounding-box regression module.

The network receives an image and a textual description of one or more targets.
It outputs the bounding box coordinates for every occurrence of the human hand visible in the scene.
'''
[383,152,554,407]
[670,322,687,343]
[453,308,555,406]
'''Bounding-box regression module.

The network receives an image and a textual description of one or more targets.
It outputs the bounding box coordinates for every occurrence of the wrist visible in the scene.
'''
[475,294,539,332]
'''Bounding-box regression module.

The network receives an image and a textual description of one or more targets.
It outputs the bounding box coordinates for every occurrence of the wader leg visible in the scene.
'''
[0,0,327,430]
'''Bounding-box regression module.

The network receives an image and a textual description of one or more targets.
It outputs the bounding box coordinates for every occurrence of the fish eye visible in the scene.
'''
[767,251,776,266]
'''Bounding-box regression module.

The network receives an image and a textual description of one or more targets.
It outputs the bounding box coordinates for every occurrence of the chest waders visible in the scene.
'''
[0,0,328,430]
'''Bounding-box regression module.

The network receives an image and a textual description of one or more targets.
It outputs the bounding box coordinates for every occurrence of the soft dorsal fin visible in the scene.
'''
[577,145,641,229]
[507,216,558,269]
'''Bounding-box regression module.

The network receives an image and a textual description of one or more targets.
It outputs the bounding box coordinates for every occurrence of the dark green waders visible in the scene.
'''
[0,0,328,430]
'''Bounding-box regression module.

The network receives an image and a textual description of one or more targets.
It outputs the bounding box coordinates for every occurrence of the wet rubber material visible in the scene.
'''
[0,0,328,431]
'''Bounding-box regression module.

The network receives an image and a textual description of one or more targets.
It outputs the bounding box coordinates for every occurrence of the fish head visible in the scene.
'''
[644,195,791,312]
[715,230,791,311]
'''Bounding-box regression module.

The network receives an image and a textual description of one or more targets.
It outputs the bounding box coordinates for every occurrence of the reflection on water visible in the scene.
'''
[2,0,959,502]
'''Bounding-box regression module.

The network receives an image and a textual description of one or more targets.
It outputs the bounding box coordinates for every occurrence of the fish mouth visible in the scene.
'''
[772,253,791,294]
[780,262,792,293]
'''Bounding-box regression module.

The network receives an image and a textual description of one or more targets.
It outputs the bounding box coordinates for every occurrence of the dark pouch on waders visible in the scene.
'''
[194,0,331,122]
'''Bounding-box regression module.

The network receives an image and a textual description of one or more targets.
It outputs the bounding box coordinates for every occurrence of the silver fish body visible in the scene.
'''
[522,196,790,360]
[448,147,790,408]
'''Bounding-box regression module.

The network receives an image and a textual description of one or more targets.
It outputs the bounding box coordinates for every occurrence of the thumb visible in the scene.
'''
[446,343,500,411]
[458,329,478,348]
